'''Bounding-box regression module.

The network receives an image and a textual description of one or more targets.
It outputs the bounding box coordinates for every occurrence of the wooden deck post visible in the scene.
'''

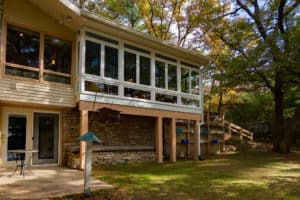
[193,120,199,160]
[170,118,176,162]
[155,116,163,163]
[80,110,88,170]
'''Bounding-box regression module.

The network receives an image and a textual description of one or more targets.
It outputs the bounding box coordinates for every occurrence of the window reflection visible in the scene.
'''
[140,56,150,86]
[6,25,39,67]
[124,88,151,100]
[182,98,199,107]
[85,40,100,76]
[124,52,136,83]
[105,46,118,79]
[7,115,27,161]
[44,35,71,74]
[168,64,177,91]
[191,71,200,95]
[85,81,118,95]
[156,93,177,104]
[181,68,189,93]
[155,61,165,88]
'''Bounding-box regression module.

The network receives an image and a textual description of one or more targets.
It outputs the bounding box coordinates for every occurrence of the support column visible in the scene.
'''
[80,110,88,169]
[170,118,176,162]
[193,120,199,160]
[155,116,163,163]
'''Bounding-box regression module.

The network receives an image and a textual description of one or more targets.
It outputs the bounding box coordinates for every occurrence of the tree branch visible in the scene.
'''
[236,0,267,40]
[278,0,287,34]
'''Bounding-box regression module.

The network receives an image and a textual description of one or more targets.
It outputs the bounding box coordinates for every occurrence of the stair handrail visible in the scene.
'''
[224,120,253,141]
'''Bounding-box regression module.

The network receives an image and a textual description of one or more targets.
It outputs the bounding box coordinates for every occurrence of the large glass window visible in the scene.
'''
[6,25,39,68]
[44,36,71,74]
[5,25,72,84]
[124,51,136,83]
[140,56,150,86]
[155,60,165,89]
[168,64,177,91]
[105,46,118,79]
[181,68,189,93]
[85,40,100,76]
[44,35,71,84]
[191,71,200,95]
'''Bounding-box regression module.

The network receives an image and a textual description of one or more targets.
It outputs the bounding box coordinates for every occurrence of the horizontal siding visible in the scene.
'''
[0,78,76,107]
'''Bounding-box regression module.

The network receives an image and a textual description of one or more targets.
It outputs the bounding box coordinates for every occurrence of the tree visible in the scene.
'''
[205,0,300,153]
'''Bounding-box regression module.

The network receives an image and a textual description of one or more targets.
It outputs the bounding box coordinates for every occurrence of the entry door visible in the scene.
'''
[32,113,59,165]
[6,114,27,161]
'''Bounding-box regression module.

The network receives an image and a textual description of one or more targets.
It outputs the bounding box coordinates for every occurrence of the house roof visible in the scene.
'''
[28,0,210,67]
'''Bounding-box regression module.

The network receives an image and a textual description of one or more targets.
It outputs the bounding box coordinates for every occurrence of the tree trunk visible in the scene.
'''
[217,92,223,113]
[272,77,290,153]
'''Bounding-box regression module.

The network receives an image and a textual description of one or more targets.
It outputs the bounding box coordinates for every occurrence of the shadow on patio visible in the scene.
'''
[0,166,113,200]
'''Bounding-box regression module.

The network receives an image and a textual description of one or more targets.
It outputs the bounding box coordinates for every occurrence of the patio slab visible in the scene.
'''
[0,166,113,200]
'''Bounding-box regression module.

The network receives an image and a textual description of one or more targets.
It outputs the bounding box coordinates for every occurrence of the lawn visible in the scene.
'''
[56,149,300,200]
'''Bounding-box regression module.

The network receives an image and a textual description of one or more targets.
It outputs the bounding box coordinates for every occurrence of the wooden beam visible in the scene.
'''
[155,116,163,163]
[193,120,199,160]
[170,118,176,162]
[80,110,88,170]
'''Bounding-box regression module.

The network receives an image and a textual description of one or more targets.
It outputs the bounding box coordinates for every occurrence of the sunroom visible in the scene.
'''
[76,25,208,168]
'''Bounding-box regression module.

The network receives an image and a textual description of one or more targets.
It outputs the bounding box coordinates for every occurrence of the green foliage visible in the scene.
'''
[225,91,274,138]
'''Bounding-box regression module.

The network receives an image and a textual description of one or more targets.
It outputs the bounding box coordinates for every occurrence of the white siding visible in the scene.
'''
[0,78,76,107]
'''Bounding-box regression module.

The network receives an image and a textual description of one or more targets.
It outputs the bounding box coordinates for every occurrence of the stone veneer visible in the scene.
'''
[62,109,156,167]
[93,151,155,165]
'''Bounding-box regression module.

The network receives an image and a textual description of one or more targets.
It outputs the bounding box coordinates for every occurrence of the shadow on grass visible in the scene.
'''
[91,150,300,200]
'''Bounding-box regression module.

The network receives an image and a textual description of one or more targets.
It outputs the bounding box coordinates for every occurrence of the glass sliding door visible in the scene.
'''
[6,115,27,161]
[32,113,59,165]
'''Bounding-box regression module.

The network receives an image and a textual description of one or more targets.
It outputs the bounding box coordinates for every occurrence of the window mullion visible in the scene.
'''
[136,54,140,84]
[39,33,44,82]
[119,41,124,97]
[177,60,181,105]
[100,44,105,78]
[165,63,168,89]
[189,68,192,94]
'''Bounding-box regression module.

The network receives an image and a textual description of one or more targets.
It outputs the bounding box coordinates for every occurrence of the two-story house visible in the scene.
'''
[0,0,209,168]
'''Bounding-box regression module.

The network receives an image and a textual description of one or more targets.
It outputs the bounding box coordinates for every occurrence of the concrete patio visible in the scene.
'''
[0,166,113,200]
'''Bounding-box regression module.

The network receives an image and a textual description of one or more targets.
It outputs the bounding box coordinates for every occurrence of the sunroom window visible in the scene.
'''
[155,60,165,89]
[124,51,136,83]
[191,71,200,95]
[105,46,118,79]
[181,68,189,93]
[139,56,150,86]
[168,64,177,91]
[85,40,100,76]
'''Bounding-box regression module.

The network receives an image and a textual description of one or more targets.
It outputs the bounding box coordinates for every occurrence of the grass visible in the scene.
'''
[55,149,300,200]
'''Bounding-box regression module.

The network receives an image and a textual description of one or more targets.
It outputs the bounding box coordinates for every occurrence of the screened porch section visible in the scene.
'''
[77,29,203,114]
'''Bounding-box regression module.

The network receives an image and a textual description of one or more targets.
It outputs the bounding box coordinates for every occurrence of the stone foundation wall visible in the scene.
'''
[92,151,155,165]
[62,109,156,166]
